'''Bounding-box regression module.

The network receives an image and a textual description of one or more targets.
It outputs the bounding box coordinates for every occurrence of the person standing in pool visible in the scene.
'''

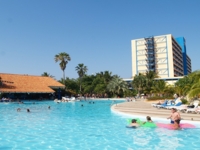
[167,108,181,129]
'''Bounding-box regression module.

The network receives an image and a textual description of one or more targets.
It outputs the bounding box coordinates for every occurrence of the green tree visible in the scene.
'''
[164,85,175,97]
[75,63,88,92]
[186,71,200,98]
[175,76,192,96]
[59,78,79,96]
[81,75,96,94]
[174,70,200,98]
[188,78,200,98]
[151,80,166,97]
[93,77,106,94]
[124,89,137,97]
[55,52,71,80]
[41,72,54,78]
[145,71,158,94]
[96,71,113,84]
[132,73,146,96]
[107,76,128,97]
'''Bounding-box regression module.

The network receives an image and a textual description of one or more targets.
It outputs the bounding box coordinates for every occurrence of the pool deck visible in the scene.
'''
[111,100,200,122]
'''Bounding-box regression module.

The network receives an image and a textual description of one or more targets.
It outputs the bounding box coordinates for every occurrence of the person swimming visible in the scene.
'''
[48,106,51,109]
[128,119,140,128]
[146,116,153,122]
[143,116,153,124]
[27,109,30,112]
[17,108,21,112]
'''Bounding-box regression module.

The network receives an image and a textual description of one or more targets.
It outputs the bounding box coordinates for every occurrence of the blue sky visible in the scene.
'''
[0,0,200,80]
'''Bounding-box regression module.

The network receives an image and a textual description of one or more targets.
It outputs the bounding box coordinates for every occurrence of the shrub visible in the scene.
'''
[181,99,188,104]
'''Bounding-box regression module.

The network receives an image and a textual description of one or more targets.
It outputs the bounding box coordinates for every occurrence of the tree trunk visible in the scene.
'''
[63,70,65,80]
[80,77,82,92]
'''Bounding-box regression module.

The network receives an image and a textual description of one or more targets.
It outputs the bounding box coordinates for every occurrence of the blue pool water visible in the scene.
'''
[0,100,200,150]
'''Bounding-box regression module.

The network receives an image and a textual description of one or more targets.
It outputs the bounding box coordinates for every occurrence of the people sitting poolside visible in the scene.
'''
[152,100,168,107]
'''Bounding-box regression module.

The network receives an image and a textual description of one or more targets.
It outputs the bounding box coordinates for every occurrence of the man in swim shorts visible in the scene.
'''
[167,108,181,129]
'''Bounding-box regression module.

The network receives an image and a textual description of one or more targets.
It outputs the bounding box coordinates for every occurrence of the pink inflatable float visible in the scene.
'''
[156,123,196,129]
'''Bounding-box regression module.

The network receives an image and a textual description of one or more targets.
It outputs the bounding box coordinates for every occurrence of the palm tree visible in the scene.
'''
[75,63,88,92]
[146,71,158,80]
[164,85,175,97]
[54,52,71,80]
[107,76,128,97]
[132,73,146,96]
[145,71,158,94]
[96,71,113,84]
[188,79,200,98]
[41,72,54,78]
[103,71,113,84]
[151,80,166,97]
[175,76,192,96]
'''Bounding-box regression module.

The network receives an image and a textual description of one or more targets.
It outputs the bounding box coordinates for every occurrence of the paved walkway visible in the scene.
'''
[112,101,200,121]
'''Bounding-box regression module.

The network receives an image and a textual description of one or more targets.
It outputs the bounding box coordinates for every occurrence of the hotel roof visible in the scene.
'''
[0,73,65,93]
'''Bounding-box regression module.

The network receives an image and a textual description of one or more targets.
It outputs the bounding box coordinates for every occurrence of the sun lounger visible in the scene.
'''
[165,102,182,109]
[159,97,182,109]
[152,100,168,107]
[185,101,199,113]
[195,107,200,114]
[174,105,188,112]
[154,100,169,108]
[157,100,178,108]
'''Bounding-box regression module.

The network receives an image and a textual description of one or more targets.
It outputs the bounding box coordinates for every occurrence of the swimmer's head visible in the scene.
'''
[146,116,151,121]
[132,119,137,123]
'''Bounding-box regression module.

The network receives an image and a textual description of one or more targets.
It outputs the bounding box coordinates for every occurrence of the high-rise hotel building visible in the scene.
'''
[131,34,191,78]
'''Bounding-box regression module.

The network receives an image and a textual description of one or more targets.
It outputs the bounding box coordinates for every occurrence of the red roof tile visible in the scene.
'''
[0,73,65,93]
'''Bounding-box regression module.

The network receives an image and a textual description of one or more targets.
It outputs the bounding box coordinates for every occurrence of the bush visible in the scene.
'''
[147,96,174,101]
[181,99,188,104]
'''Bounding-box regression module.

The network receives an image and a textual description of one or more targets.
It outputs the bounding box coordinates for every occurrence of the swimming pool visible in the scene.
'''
[0,100,200,149]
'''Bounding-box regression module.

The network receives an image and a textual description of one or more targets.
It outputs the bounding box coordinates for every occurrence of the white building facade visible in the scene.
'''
[131,34,191,78]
